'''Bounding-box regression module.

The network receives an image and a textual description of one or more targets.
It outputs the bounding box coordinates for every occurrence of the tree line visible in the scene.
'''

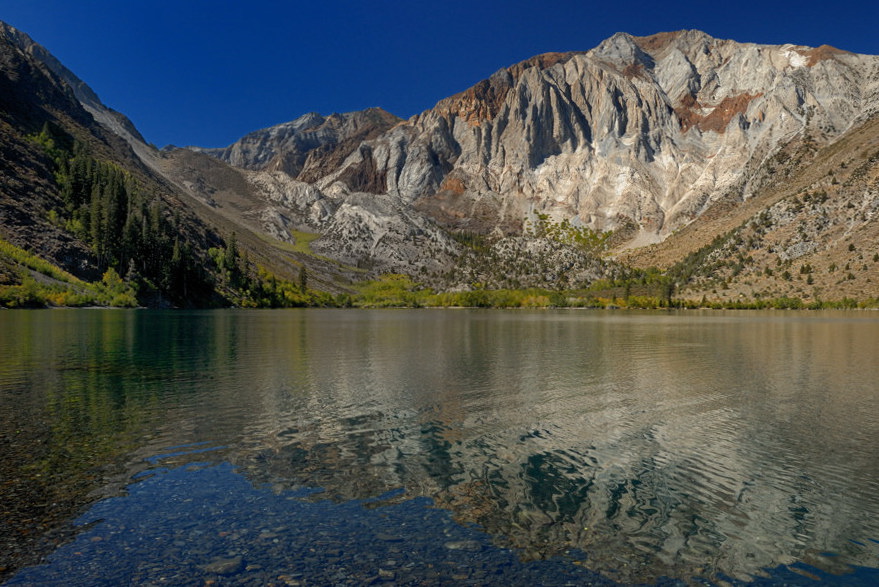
[34,122,214,304]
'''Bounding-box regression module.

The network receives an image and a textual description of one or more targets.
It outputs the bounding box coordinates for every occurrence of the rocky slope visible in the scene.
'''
[4,20,879,302]
[624,113,879,303]
[156,146,463,283]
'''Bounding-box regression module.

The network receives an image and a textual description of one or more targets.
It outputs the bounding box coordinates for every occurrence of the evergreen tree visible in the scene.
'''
[30,127,222,305]
[299,266,308,292]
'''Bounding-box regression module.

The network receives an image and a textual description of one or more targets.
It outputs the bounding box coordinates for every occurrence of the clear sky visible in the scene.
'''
[3,0,877,148]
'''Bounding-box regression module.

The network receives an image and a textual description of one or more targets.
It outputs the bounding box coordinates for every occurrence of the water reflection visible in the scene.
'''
[2,310,879,583]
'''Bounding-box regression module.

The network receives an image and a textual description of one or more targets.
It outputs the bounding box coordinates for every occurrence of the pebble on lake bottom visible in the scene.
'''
[3,463,615,586]
[443,540,483,552]
[198,556,244,575]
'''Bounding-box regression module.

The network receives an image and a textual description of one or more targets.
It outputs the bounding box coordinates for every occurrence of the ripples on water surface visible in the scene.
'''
[2,309,879,585]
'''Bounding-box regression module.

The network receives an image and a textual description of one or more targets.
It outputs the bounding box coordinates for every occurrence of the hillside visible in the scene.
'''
[2,20,879,307]
[0,22,337,307]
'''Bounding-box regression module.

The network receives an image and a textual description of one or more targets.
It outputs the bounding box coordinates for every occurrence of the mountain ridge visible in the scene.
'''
[176,28,879,300]
[325,28,878,243]
[3,20,879,306]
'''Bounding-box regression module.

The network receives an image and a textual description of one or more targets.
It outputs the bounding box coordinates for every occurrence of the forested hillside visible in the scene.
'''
[0,23,333,308]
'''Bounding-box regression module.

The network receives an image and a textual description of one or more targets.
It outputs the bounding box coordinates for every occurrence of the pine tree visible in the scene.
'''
[299,266,308,292]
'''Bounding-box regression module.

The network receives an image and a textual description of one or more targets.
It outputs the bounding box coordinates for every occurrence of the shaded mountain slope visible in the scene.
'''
[0,23,227,305]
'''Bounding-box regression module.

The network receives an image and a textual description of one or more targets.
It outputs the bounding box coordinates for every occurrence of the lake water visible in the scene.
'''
[2,309,879,585]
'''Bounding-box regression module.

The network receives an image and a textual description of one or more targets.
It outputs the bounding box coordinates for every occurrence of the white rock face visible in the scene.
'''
[241,169,462,274]
[247,171,333,228]
[314,30,879,243]
[310,192,460,273]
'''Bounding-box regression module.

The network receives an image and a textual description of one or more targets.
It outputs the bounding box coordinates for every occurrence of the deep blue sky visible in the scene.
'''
[4,0,877,148]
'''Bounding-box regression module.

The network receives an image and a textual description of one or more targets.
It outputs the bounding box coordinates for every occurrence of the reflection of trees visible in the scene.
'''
[0,310,228,580]
[1,312,119,576]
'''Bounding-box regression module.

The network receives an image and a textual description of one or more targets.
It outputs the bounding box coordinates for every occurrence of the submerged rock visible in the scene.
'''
[443,539,482,551]
[199,555,243,575]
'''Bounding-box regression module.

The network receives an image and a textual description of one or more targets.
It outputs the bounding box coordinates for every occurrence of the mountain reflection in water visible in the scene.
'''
[2,309,879,584]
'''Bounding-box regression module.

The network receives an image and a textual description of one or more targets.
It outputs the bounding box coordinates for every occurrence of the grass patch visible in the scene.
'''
[0,238,138,308]
[288,229,322,254]
[255,230,366,274]
[257,229,322,256]
[0,238,83,285]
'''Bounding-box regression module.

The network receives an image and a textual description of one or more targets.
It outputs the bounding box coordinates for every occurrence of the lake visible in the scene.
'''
[2,309,879,585]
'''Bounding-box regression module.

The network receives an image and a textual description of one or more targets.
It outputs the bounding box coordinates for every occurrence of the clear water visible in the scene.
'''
[2,309,879,585]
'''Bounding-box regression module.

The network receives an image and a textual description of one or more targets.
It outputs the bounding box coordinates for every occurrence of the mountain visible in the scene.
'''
[292,30,878,241]
[0,22,148,149]
[0,22,252,306]
[0,21,153,282]
[164,106,465,281]
[186,29,879,301]
[192,108,402,180]
[3,20,879,306]
[0,21,370,306]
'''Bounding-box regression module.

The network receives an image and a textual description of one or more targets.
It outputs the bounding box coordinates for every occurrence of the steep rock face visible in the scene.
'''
[310,31,879,244]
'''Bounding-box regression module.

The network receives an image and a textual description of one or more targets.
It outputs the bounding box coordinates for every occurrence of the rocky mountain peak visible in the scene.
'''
[433,68,514,126]
[0,22,100,136]
[432,51,586,127]
[1,21,103,113]
[590,31,657,71]
[0,21,149,154]
[799,43,853,66]
[507,51,587,80]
